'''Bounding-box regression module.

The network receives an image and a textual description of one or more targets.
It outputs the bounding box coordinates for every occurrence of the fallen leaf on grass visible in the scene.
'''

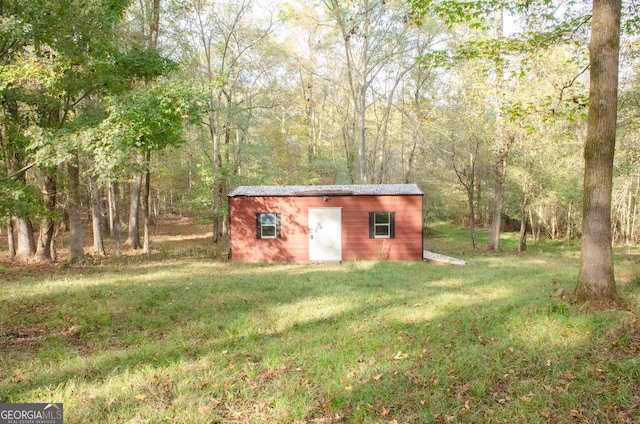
[519,394,533,402]
[393,351,408,360]
[457,382,471,398]
[135,394,146,400]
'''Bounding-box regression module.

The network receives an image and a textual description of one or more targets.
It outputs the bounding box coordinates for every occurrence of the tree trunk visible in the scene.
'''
[7,222,16,260]
[143,150,151,254]
[632,174,639,244]
[566,201,574,240]
[576,0,621,303]
[488,7,510,253]
[35,170,57,261]
[127,173,142,249]
[528,207,537,245]
[108,180,115,237]
[489,146,509,251]
[89,174,105,256]
[468,182,477,250]
[51,223,58,261]
[14,217,35,261]
[11,153,35,261]
[535,204,543,243]
[211,110,221,244]
[149,0,160,49]
[67,161,85,262]
[625,181,633,244]
[111,181,122,257]
[358,82,367,183]
[221,121,231,236]
[518,194,528,254]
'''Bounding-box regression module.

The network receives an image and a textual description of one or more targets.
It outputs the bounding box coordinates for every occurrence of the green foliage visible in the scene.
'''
[77,75,199,182]
[0,178,44,222]
[105,82,191,152]
[115,46,178,85]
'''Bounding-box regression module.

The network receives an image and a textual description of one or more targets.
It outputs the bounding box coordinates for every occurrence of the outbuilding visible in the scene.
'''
[227,184,424,262]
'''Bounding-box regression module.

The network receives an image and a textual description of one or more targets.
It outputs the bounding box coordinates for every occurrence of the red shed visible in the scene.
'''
[227,184,424,262]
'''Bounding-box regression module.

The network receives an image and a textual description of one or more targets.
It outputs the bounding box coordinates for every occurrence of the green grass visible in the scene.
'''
[1,225,639,423]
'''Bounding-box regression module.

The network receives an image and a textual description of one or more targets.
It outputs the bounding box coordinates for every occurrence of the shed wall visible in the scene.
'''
[229,195,423,262]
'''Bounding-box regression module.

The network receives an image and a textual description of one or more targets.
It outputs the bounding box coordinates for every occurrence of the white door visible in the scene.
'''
[308,208,342,261]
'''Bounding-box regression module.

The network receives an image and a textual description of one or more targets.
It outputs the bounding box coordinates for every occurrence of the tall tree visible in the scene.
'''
[325,0,413,183]
[143,0,161,254]
[575,0,621,303]
[1,0,37,261]
[173,0,274,242]
[488,6,511,252]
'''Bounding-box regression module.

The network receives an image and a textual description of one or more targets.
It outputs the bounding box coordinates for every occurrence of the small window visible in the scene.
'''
[256,213,281,239]
[369,212,395,239]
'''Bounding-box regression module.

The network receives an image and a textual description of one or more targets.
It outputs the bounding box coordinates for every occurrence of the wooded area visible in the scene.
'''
[1,0,639,297]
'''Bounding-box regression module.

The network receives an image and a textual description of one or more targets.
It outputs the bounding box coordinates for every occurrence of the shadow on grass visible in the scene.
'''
[1,254,639,423]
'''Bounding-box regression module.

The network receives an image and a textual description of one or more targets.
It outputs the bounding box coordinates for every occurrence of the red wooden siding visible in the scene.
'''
[229,195,423,262]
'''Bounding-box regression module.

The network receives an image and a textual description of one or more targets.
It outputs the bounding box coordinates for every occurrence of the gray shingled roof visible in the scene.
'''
[228,184,423,197]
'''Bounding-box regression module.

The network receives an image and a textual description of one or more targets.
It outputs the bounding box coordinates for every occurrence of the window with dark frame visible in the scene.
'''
[256,212,281,239]
[369,212,395,239]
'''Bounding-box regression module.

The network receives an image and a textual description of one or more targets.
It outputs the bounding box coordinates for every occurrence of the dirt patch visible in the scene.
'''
[1,325,47,352]
[1,323,98,356]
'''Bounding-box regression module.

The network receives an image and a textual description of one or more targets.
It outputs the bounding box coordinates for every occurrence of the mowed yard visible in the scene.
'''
[1,220,639,423]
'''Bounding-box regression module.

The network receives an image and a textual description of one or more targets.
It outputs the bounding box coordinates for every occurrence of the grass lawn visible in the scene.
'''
[1,223,639,423]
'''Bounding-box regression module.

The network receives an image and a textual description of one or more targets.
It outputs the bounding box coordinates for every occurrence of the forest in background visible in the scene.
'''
[2,0,640,262]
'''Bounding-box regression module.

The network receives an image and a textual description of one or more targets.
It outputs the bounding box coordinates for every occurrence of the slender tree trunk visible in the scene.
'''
[108,180,115,237]
[210,104,222,243]
[468,183,477,250]
[489,146,509,251]
[149,0,160,48]
[143,150,151,254]
[566,201,574,240]
[67,161,85,262]
[576,0,621,303]
[625,180,633,244]
[536,204,543,243]
[342,123,357,183]
[358,82,367,183]
[89,174,105,255]
[127,173,142,249]
[489,7,510,253]
[51,222,58,261]
[111,181,122,257]
[7,222,16,260]
[632,174,639,243]
[220,122,231,237]
[476,178,484,224]
[518,194,528,254]
[35,170,57,261]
